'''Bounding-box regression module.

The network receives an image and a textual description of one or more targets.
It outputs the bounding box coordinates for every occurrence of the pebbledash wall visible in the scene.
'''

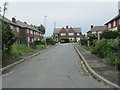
[53,26,82,42]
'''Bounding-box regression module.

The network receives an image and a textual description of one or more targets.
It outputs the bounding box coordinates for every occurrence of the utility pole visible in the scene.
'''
[44,16,47,46]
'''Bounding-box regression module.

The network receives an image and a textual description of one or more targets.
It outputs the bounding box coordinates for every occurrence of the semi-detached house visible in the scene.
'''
[53,26,82,42]
[105,14,120,32]
[0,14,43,46]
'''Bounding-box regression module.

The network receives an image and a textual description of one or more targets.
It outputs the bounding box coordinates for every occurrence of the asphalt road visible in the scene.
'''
[2,43,109,88]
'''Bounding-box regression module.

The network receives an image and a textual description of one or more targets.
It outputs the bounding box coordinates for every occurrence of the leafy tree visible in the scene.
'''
[31,24,45,34]
[2,22,17,53]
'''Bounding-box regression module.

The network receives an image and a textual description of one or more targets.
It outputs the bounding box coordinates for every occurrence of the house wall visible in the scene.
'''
[54,27,82,42]
[106,18,120,32]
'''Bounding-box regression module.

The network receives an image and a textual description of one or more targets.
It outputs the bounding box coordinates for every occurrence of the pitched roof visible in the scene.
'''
[87,26,106,33]
[0,14,16,25]
[0,14,42,33]
[54,27,81,33]
[105,14,120,25]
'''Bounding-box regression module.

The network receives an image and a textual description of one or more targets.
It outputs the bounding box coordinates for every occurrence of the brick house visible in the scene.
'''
[105,14,120,32]
[0,14,43,46]
[87,25,106,41]
[53,26,82,42]
[87,25,106,36]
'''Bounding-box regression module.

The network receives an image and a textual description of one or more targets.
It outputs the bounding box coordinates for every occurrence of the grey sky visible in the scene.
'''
[0,2,118,36]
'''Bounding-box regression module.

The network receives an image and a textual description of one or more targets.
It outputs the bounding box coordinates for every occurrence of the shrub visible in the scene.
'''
[60,38,70,43]
[36,45,46,49]
[80,38,88,46]
[92,38,120,70]
[101,30,120,39]
[46,38,56,45]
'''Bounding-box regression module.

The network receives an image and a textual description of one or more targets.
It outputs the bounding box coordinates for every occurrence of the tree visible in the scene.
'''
[1,2,17,53]
[31,24,45,34]
[2,22,17,53]
[37,24,45,34]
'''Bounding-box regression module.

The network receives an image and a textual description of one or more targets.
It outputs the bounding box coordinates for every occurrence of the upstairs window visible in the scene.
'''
[108,23,111,28]
[30,30,33,34]
[113,21,116,27]
[77,33,80,36]
[16,27,19,32]
[61,33,66,36]
[68,33,74,36]
[27,29,29,33]
[10,25,14,30]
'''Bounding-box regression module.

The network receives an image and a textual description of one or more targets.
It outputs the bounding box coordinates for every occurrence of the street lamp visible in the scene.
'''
[44,16,47,46]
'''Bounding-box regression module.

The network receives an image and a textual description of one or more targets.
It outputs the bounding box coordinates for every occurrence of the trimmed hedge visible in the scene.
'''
[60,38,70,43]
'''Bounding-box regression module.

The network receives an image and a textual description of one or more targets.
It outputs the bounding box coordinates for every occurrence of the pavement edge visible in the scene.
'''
[0,45,55,75]
[74,46,120,88]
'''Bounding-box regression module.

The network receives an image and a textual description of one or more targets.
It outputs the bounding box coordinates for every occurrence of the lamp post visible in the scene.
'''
[44,16,47,46]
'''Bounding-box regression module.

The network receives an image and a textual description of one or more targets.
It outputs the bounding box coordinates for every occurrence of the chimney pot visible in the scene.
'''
[66,26,68,29]
[24,22,27,24]
[12,17,16,23]
[91,25,94,29]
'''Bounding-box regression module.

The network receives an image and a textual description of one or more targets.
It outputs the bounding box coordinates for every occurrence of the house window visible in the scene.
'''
[113,21,116,27]
[68,33,74,36]
[108,23,111,28]
[30,30,33,34]
[61,33,66,36]
[76,38,80,42]
[16,27,19,32]
[27,29,29,33]
[28,37,30,42]
[10,25,14,30]
[77,33,80,36]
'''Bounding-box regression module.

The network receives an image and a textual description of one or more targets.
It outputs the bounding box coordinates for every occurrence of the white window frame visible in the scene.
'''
[61,33,66,36]
[113,21,116,27]
[27,29,29,33]
[16,27,19,32]
[68,33,74,36]
[30,30,33,34]
[108,23,111,28]
[77,33,80,36]
[10,25,14,30]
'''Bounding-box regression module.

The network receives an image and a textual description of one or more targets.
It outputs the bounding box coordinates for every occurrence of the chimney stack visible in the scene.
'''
[66,26,68,29]
[24,22,27,24]
[12,17,16,23]
[91,25,94,29]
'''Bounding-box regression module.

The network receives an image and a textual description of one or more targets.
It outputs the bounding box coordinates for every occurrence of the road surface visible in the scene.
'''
[2,43,109,88]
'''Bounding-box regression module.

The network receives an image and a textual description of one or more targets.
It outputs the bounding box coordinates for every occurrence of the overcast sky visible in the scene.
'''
[0,1,119,36]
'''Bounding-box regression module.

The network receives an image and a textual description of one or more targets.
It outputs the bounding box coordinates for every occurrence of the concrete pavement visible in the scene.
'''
[2,43,109,88]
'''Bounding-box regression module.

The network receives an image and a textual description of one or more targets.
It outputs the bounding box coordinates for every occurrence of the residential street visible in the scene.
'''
[2,43,108,88]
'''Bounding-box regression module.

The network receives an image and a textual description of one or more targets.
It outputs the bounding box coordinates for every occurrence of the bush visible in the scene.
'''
[46,38,56,45]
[101,30,120,39]
[36,45,46,49]
[92,38,120,70]
[80,38,88,46]
[60,38,70,43]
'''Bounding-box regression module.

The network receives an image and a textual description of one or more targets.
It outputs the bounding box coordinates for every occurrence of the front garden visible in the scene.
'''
[79,30,120,70]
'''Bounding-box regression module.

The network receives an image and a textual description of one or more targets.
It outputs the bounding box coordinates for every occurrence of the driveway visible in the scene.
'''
[2,43,108,88]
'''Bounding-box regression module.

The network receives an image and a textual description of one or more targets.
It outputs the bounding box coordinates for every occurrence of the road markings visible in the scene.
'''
[2,70,15,77]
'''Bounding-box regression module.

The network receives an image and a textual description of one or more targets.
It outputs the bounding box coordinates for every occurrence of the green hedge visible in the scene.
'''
[92,38,120,69]
[46,38,56,45]
[60,38,70,43]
